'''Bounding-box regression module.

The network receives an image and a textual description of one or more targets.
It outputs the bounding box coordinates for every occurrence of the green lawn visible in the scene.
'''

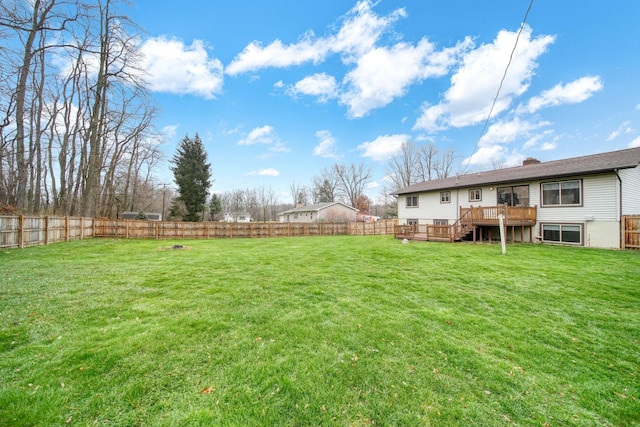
[1,236,639,426]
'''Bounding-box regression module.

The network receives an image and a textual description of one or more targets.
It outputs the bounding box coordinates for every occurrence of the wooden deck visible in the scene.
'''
[395,205,537,243]
[459,205,536,226]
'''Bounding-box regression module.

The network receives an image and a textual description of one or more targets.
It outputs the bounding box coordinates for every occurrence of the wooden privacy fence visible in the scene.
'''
[622,215,640,249]
[0,215,93,249]
[93,218,397,239]
[0,216,397,248]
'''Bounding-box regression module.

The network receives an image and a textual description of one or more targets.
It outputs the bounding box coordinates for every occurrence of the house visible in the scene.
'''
[277,202,358,223]
[121,211,162,221]
[393,147,640,249]
[222,212,251,223]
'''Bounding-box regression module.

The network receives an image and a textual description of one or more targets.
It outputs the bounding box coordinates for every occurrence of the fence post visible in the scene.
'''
[45,216,49,245]
[18,215,24,248]
[65,216,70,241]
[621,215,626,250]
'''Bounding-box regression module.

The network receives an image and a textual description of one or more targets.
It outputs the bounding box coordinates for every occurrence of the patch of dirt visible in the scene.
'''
[159,244,192,250]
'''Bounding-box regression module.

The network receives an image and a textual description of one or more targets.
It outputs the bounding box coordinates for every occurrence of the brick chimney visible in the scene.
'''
[522,157,541,166]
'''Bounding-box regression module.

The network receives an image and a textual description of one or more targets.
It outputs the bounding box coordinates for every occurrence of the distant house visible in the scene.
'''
[393,147,640,249]
[222,212,251,223]
[121,211,162,221]
[278,202,358,223]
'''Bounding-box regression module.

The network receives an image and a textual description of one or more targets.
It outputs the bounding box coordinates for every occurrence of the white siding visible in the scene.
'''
[398,172,625,248]
[620,166,640,215]
[398,192,458,224]
[535,174,619,223]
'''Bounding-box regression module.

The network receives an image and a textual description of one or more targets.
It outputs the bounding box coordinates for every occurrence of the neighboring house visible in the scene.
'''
[222,212,251,223]
[121,211,162,221]
[393,147,640,249]
[278,202,358,223]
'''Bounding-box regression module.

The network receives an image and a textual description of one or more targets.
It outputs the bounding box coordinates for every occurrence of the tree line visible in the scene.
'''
[0,0,161,217]
[169,134,456,222]
[0,1,458,220]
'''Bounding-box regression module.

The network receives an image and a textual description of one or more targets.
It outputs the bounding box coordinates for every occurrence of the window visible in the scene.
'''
[542,180,581,206]
[440,191,451,203]
[469,189,482,202]
[433,219,449,226]
[406,195,418,208]
[542,224,582,245]
[407,218,419,226]
[497,185,529,206]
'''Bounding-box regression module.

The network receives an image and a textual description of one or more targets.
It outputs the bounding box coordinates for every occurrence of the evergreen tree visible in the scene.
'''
[170,134,212,221]
[208,193,222,221]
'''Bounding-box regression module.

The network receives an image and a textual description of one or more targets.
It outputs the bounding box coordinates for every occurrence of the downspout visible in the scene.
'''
[615,169,622,249]
[614,169,622,219]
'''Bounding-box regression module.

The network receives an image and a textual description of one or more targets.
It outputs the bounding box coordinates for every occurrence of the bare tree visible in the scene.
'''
[332,163,371,208]
[0,0,82,210]
[386,140,418,192]
[311,167,339,203]
[289,181,308,206]
[0,0,161,216]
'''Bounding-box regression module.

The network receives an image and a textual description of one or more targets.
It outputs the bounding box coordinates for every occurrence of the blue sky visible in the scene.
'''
[128,0,640,203]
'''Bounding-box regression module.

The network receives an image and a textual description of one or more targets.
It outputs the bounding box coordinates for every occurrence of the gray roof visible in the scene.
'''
[278,202,358,215]
[394,147,640,195]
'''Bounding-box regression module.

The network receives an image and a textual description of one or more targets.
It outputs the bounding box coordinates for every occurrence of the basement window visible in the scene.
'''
[541,223,582,245]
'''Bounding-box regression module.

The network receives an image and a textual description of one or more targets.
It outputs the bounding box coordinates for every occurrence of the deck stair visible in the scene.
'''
[394,204,537,243]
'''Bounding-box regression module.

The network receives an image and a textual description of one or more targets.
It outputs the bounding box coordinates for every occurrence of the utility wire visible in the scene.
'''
[461,0,534,174]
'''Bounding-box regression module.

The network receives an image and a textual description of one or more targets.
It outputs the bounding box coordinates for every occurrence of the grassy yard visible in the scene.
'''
[1,236,639,426]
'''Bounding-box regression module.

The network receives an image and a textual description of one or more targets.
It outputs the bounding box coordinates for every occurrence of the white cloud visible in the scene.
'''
[226,33,329,76]
[289,73,339,102]
[357,134,410,161]
[245,168,280,177]
[463,145,507,167]
[606,121,633,142]
[161,124,180,139]
[629,136,640,148]
[479,117,549,147]
[258,168,280,176]
[414,25,555,132]
[140,36,224,99]
[312,130,338,158]
[525,76,603,113]
[522,130,554,149]
[239,125,276,145]
[341,38,469,118]
[225,0,474,117]
[465,118,551,167]
[330,0,407,64]
[239,125,290,156]
[226,0,405,75]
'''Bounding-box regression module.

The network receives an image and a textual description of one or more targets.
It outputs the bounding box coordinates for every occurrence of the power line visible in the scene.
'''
[461,0,534,174]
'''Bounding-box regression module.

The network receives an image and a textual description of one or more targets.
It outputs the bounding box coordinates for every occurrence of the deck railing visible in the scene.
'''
[460,205,537,225]
[394,205,537,242]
